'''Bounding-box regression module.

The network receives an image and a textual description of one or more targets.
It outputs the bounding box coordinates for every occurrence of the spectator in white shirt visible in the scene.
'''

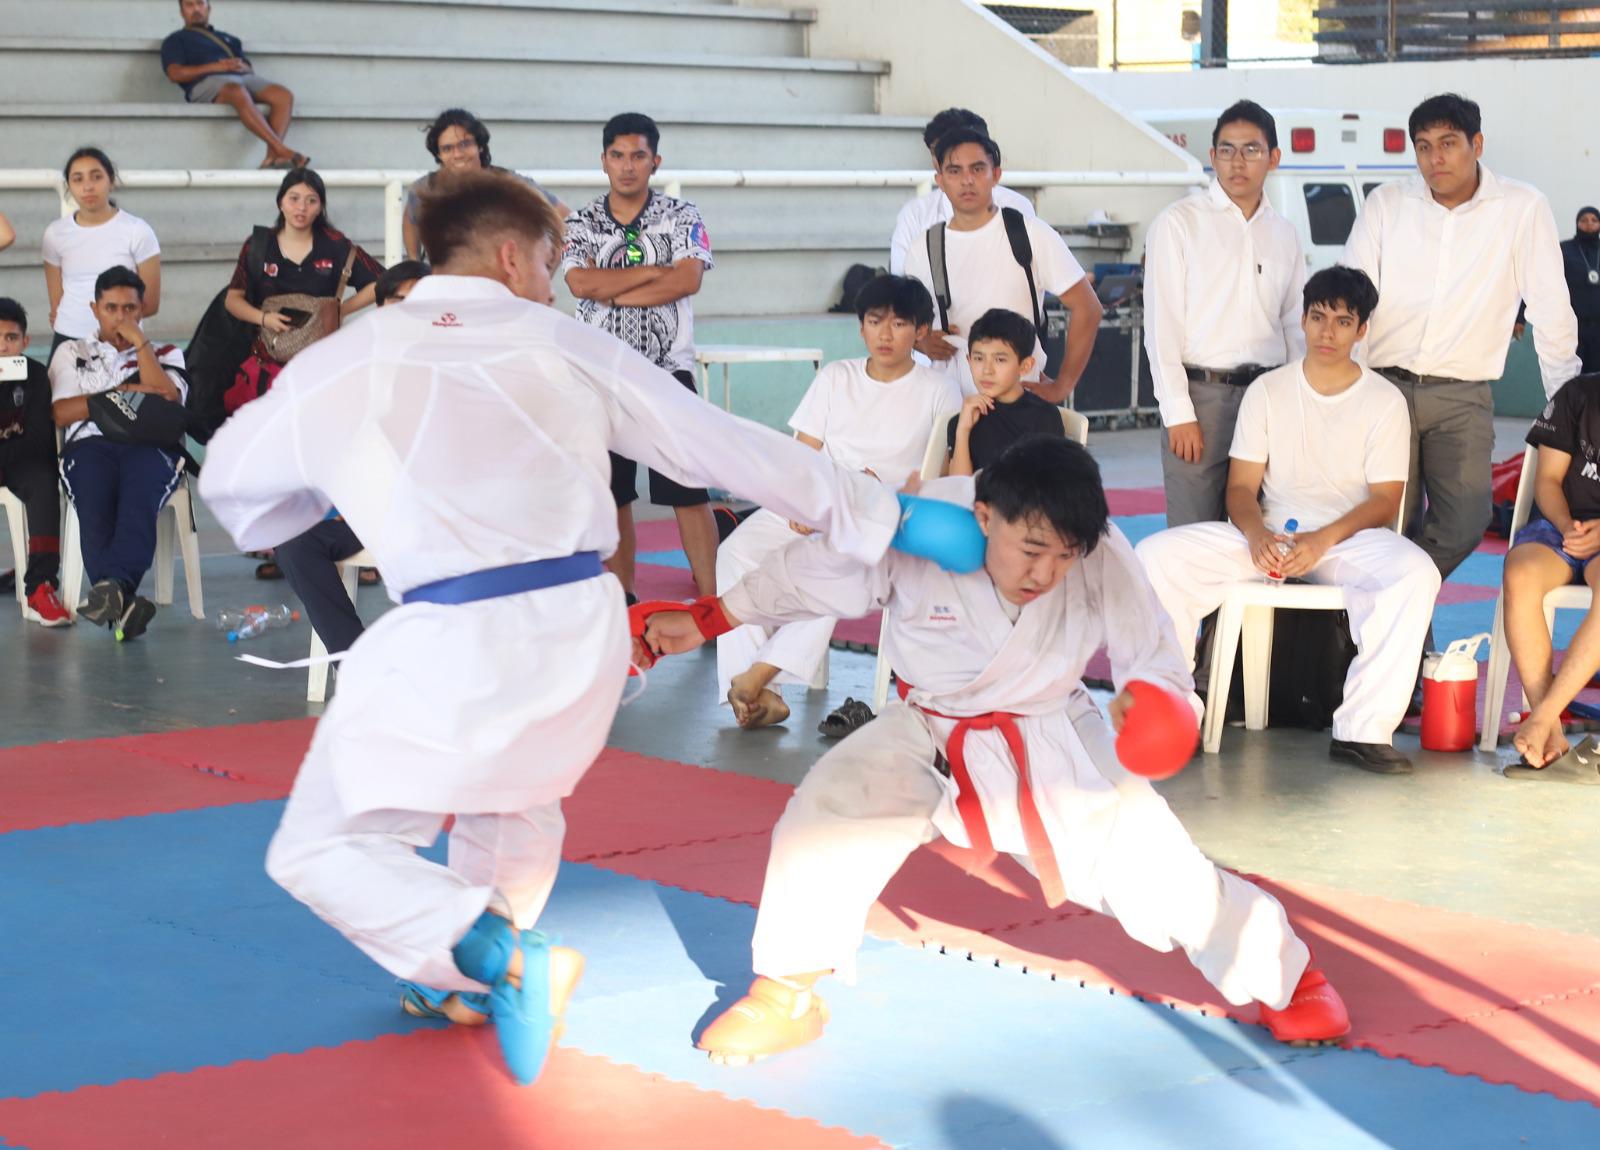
[1137,268,1440,775]
[1341,93,1581,583]
[888,107,1036,276]
[902,128,1102,404]
[42,148,162,356]
[49,267,187,641]
[1143,101,1306,528]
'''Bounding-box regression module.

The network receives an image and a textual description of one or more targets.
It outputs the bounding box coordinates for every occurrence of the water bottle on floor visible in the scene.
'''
[1265,518,1298,584]
[220,604,300,642]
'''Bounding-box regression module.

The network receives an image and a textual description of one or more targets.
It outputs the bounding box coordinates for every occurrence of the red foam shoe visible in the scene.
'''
[1259,966,1350,1044]
[26,582,72,628]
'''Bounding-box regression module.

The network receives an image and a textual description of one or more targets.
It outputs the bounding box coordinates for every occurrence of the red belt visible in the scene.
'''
[897,679,1067,907]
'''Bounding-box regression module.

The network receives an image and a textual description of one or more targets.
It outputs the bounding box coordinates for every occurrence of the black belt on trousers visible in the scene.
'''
[1183,364,1270,387]
[1373,366,1483,386]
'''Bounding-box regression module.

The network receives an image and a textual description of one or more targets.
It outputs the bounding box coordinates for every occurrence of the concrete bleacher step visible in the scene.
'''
[0,0,810,58]
[2,39,885,115]
[3,105,929,173]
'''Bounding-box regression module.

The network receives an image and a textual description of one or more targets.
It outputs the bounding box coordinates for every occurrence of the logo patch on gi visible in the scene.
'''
[926,603,959,625]
[432,312,462,328]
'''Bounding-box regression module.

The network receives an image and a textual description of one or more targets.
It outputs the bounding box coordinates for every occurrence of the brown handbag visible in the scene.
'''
[256,244,357,364]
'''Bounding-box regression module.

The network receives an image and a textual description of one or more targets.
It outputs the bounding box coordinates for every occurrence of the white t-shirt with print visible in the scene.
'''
[41,210,161,339]
[1228,361,1410,534]
[49,337,187,443]
[787,359,963,485]
[902,208,1086,392]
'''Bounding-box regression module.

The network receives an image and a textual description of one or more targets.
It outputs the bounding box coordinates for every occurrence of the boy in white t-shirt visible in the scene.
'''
[901,128,1103,404]
[1135,267,1440,775]
[716,275,962,731]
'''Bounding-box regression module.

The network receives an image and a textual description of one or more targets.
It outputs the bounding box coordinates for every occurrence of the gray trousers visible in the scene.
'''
[1160,379,1247,528]
[1379,373,1495,582]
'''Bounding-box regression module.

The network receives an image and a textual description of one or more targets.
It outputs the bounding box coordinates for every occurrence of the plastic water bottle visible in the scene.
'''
[1266,518,1299,584]
[222,604,300,642]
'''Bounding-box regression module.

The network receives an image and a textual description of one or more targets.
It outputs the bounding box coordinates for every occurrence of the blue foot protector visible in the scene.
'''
[490,929,554,1086]
[397,980,492,1020]
[451,910,516,984]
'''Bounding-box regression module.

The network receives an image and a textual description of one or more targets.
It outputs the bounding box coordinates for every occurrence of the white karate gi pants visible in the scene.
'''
[266,727,563,994]
[749,700,1310,1010]
[1136,523,1440,745]
[716,509,837,699]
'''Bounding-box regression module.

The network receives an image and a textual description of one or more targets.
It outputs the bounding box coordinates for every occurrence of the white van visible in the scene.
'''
[1140,109,1416,271]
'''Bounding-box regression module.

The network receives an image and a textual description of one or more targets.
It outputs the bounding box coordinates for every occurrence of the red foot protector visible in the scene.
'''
[1114,680,1198,779]
[0,1032,886,1150]
[0,740,287,834]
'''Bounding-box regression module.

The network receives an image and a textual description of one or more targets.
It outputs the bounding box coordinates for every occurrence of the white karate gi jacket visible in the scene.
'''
[200,275,900,814]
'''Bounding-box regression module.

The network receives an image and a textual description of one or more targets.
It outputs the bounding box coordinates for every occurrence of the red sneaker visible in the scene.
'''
[1259,966,1350,1044]
[26,582,72,628]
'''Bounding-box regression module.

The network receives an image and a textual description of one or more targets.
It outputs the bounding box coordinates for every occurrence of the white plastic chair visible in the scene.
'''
[61,468,204,621]
[870,406,1089,709]
[0,487,29,613]
[1200,484,1407,755]
[1478,449,1587,751]
[307,548,374,702]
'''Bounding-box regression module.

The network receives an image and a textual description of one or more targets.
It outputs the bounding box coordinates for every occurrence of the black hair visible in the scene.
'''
[273,167,336,234]
[933,127,1001,169]
[854,273,934,328]
[424,108,492,167]
[418,169,563,268]
[0,298,27,334]
[975,437,1110,557]
[1408,93,1481,142]
[603,112,660,154]
[1211,99,1278,152]
[94,265,146,301]
[923,107,988,150]
[967,308,1036,361]
[376,260,431,306]
[62,146,118,207]
[1302,265,1379,323]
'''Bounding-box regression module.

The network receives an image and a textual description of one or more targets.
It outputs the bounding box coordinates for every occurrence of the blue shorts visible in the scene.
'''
[1513,518,1598,579]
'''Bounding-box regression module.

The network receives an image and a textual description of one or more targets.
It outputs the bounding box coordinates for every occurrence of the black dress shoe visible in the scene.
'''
[1329,738,1413,775]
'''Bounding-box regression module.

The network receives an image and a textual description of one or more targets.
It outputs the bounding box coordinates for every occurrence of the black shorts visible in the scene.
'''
[610,369,710,509]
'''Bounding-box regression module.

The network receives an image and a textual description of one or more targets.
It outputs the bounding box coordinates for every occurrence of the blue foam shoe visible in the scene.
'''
[398,980,492,1022]
[490,929,555,1086]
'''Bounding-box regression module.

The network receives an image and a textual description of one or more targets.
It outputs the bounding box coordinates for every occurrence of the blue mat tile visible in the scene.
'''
[639,549,692,571]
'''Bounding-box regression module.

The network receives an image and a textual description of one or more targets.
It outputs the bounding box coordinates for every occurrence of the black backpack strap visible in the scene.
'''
[1001,207,1042,332]
[925,222,951,331]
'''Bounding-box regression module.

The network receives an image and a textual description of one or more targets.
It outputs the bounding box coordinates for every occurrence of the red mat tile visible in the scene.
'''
[1106,486,1166,516]
[0,1031,884,1150]
[1437,582,1500,605]
[96,719,316,790]
[0,741,284,834]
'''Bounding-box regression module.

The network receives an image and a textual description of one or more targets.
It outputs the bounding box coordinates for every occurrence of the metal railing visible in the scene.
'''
[1314,1,1600,62]
[0,167,1207,265]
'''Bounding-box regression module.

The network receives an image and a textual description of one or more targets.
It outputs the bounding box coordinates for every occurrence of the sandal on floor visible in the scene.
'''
[1504,737,1600,784]
[254,560,284,580]
[358,567,380,586]
[817,696,874,739]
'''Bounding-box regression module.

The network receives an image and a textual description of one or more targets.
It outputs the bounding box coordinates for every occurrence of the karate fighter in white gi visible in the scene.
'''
[200,171,909,1085]
[642,436,1352,1062]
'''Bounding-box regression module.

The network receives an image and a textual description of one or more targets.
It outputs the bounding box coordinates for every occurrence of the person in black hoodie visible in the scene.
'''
[1562,206,1600,372]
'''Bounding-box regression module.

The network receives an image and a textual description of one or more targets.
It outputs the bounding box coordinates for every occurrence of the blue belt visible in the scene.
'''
[401,551,603,606]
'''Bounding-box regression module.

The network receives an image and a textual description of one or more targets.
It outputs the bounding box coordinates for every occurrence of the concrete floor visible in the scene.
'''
[4,419,1595,944]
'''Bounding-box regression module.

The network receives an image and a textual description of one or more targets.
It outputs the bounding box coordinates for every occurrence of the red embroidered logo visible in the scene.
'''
[313,258,334,272]
[263,262,279,277]
[432,312,462,328]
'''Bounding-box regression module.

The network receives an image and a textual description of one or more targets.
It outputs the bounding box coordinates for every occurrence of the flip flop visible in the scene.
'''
[817,696,874,739]
[255,560,284,580]
[1504,736,1600,785]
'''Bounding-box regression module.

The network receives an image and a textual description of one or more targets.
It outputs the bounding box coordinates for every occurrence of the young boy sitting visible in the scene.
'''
[945,308,1065,476]
[642,436,1350,1063]
[1135,267,1440,775]
[716,274,962,731]
[1504,371,1600,783]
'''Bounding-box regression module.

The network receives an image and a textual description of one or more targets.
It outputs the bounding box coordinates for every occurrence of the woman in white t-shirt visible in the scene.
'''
[42,147,162,354]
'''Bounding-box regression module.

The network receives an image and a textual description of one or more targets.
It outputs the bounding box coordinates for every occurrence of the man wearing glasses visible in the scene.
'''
[1143,101,1306,528]
[562,112,720,602]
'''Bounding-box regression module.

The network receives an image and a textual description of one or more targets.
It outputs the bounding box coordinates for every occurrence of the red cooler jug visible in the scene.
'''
[1420,633,1490,752]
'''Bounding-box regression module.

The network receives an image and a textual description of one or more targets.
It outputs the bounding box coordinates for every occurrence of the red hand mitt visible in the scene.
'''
[1115,680,1199,780]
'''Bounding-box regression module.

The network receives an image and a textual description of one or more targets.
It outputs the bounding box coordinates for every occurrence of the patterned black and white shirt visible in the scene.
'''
[560,191,714,373]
